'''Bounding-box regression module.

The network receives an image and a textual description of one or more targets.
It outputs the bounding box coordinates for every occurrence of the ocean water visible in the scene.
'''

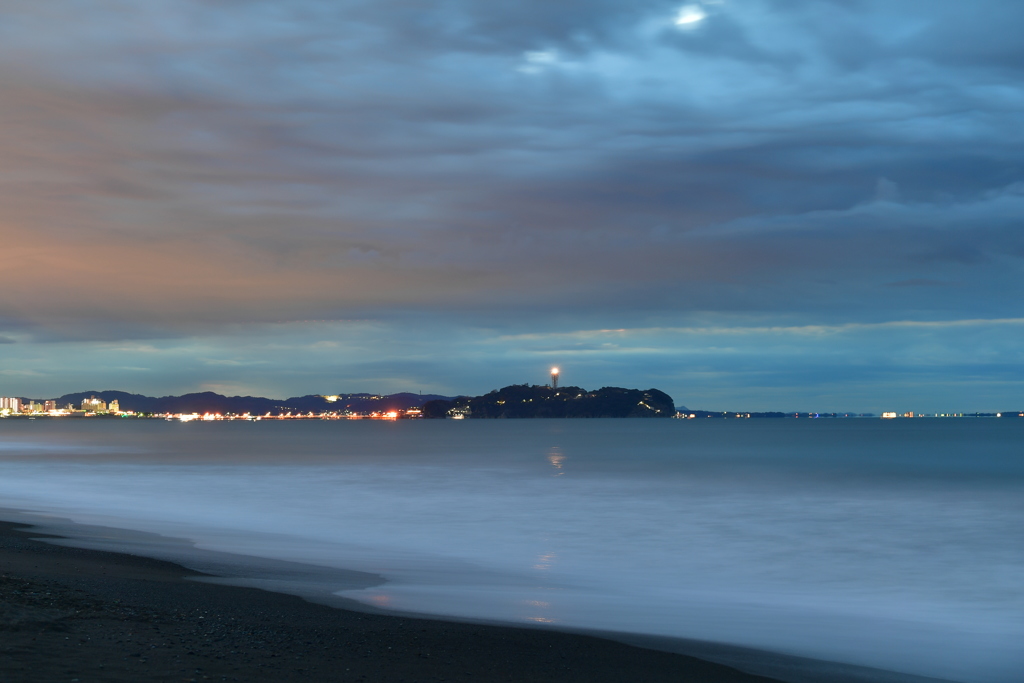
[0,419,1021,683]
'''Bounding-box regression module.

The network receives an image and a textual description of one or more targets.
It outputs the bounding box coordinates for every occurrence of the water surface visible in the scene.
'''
[0,418,1021,683]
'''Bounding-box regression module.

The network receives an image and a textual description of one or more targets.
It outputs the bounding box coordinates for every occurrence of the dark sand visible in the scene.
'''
[0,520,783,683]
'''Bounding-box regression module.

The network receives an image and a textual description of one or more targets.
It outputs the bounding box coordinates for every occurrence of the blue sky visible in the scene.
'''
[1,0,1023,411]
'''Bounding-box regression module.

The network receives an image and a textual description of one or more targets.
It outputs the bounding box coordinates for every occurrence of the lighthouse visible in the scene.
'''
[550,367,559,390]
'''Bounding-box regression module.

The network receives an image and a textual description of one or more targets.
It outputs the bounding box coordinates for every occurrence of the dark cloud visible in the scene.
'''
[0,1,1021,404]
[658,11,800,65]
[900,2,1024,70]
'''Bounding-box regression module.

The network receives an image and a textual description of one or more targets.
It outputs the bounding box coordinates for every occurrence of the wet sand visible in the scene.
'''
[0,520,784,683]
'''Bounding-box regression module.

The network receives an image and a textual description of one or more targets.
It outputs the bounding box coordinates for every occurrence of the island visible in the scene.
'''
[422,384,675,419]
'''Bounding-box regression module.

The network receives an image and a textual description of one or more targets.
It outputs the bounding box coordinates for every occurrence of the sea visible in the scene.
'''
[0,418,1021,683]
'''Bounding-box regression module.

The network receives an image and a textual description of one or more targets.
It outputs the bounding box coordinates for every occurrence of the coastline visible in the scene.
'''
[0,516,786,683]
[0,513,963,683]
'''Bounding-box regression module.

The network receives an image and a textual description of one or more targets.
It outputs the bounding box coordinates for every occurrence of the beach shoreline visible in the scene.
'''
[0,513,966,683]
[0,516,791,683]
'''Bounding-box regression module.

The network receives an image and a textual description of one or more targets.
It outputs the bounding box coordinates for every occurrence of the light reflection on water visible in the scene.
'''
[532,552,556,571]
[0,418,1022,682]
[366,593,391,608]
[547,447,565,476]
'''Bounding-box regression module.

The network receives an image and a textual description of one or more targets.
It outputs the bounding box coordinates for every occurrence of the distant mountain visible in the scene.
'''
[422,384,675,418]
[36,391,454,415]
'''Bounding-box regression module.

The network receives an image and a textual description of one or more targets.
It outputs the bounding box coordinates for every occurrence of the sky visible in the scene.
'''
[1,0,1023,412]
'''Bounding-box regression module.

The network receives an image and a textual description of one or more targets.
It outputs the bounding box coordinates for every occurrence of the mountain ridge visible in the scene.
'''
[21,390,454,415]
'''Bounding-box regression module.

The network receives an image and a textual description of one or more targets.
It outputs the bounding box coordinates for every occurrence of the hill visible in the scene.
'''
[422,385,675,419]
[34,391,453,415]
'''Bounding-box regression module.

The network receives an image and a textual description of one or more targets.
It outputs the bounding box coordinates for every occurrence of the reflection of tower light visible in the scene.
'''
[547,447,565,476]
[551,367,559,389]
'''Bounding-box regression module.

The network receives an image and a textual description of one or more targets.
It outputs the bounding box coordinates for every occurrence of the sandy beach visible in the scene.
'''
[0,519,787,683]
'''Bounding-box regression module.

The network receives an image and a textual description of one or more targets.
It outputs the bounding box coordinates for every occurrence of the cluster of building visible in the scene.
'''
[0,396,120,416]
[0,395,423,420]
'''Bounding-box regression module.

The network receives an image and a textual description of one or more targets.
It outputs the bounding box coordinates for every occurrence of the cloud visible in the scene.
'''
[496,317,1024,344]
[886,279,956,288]
[674,5,708,27]
[0,1,1021,406]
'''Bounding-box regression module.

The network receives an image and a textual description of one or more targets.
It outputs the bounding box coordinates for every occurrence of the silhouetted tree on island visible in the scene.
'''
[423,385,675,418]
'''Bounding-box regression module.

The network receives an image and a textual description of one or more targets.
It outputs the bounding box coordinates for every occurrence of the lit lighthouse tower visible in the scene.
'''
[550,367,559,389]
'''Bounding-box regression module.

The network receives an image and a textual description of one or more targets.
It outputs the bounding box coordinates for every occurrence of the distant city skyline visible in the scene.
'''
[1,2,1022,412]
[0,384,1018,418]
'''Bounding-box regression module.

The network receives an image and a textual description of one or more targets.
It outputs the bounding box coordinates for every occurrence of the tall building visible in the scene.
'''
[0,397,21,413]
[108,400,120,414]
[81,396,107,413]
[44,400,56,412]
